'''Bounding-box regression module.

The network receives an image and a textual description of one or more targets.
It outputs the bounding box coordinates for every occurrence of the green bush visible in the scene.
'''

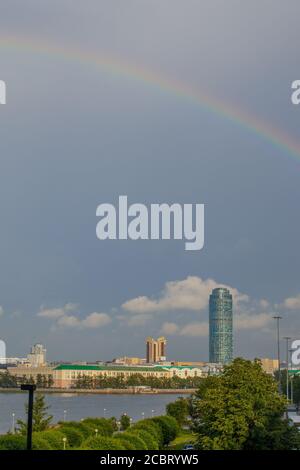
[32,434,52,450]
[166,398,189,425]
[129,429,159,450]
[121,431,148,450]
[36,430,66,450]
[0,434,26,450]
[132,419,164,447]
[82,418,114,436]
[112,433,136,450]
[81,436,126,450]
[151,416,179,445]
[58,425,83,448]
[59,421,93,439]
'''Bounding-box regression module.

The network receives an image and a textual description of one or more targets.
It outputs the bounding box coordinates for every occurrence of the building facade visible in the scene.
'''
[146,337,167,363]
[53,364,206,388]
[209,287,233,364]
[27,343,47,367]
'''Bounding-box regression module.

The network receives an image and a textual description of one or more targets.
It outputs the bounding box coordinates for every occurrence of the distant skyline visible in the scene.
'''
[0,1,300,361]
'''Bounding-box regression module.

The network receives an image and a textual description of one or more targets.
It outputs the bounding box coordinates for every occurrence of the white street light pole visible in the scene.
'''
[12,412,15,434]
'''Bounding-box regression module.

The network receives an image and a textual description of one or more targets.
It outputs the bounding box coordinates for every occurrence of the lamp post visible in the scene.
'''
[63,437,67,450]
[63,409,67,422]
[21,384,36,450]
[141,412,145,420]
[11,412,15,434]
[103,408,106,418]
[291,375,294,405]
[273,316,282,393]
[151,409,155,418]
[283,337,291,418]
[283,337,291,398]
[95,429,98,437]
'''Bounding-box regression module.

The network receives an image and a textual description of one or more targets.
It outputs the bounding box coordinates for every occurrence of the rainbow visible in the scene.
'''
[0,35,299,161]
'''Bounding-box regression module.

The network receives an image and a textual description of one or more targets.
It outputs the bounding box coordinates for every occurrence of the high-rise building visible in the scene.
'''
[146,337,167,363]
[209,288,233,364]
[27,343,47,367]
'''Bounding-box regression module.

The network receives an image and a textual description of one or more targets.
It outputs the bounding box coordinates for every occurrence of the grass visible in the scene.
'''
[169,430,196,450]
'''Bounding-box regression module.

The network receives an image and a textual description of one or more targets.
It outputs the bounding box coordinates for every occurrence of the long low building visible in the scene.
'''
[53,364,208,388]
[6,363,221,389]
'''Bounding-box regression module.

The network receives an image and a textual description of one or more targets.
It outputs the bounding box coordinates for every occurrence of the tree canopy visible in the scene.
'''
[192,358,300,450]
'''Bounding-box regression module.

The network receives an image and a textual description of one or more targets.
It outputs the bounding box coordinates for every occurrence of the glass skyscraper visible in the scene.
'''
[209,287,233,364]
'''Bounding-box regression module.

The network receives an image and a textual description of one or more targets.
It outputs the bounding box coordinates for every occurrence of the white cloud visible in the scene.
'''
[160,322,180,335]
[57,312,111,329]
[38,303,111,329]
[126,314,152,327]
[161,321,208,337]
[235,313,271,330]
[81,312,111,328]
[282,294,300,310]
[37,303,78,318]
[122,276,248,314]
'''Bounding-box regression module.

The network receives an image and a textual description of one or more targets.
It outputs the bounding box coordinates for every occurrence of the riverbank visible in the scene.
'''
[0,387,196,395]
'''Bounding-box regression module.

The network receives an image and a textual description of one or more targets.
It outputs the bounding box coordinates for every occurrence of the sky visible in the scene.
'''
[0,1,300,362]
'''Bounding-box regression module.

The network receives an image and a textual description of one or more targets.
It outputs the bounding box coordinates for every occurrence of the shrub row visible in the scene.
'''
[0,414,179,450]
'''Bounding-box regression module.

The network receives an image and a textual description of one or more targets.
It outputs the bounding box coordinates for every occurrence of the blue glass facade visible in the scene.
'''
[209,287,233,364]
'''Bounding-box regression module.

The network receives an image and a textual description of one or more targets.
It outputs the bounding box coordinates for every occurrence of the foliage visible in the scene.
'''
[0,434,26,450]
[192,358,300,450]
[132,419,164,447]
[17,393,53,434]
[129,429,159,450]
[32,434,52,450]
[73,373,203,390]
[151,415,179,445]
[118,431,147,450]
[166,397,189,425]
[82,417,114,436]
[58,425,83,448]
[113,432,137,449]
[0,371,18,388]
[80,436,126,450]
[59,421,93,439]
[120,413,131,431]
[36,430,66,450]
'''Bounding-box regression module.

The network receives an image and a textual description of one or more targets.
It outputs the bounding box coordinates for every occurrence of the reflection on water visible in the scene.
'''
[0,392,183,434]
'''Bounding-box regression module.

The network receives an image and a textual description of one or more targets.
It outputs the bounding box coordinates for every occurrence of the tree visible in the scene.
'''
[17,393,53,434]
[192,358,300,450]
[166,397,189,426]
[120,413,131,431]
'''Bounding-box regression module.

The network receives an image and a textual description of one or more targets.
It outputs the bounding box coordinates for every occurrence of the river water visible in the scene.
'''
[0,392,183,434]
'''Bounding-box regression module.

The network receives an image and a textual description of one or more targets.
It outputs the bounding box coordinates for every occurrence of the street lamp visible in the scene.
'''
[103,408,106,418]
[151,409,155,418]
[20,384,36,451]
[141,412,145,419]
[63,409,67,422]
[290,375,294,405]
[283,337,291,419]
[11,412,15,434]
[95,429,98,437]
[273,316,282,393]
[62,437,67,450]
[283,337,291,397]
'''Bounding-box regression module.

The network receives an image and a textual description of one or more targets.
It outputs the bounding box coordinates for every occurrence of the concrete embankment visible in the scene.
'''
[0,387,196,395]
